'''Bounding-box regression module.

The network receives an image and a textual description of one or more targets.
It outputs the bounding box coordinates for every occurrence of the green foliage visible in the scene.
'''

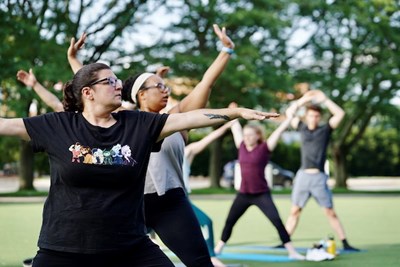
[270,141,301,173]
[188,127,236,177]
[141,0,297,110]
[347,126,400,176]
[0,137,20,167]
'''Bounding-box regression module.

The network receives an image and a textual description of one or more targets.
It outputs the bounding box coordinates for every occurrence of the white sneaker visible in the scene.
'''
[306,248,335,261]
[289,252,306,260]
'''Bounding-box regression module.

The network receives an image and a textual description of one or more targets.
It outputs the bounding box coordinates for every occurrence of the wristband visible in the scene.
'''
[221,46,234,55]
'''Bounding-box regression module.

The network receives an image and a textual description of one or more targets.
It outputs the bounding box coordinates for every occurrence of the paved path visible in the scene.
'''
[0,176,399,203]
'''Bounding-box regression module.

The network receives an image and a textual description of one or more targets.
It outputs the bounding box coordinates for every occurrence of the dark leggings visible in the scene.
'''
[144,188,213,267]
[221,192,291,244]
[32,237,174,267]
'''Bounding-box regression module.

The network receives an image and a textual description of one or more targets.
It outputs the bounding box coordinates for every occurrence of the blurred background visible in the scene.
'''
[1,0,399,191]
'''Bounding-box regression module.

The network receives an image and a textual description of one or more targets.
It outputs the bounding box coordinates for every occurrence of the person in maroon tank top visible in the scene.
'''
[214,103,305,260]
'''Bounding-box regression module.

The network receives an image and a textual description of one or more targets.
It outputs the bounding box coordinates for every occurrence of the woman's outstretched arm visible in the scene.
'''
[159,107,279,142]
[16,69,64,112]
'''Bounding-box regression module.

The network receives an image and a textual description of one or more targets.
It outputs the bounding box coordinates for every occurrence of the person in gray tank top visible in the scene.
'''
[283,89,360,252]
[123,24,236,267]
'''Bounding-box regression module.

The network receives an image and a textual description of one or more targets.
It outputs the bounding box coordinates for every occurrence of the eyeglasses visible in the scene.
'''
[141,83,171,94]
[89,77,122,88]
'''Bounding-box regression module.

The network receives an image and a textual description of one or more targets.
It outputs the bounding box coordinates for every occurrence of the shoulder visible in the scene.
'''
[260,141,269,151]
[297,121,307,133]
[319,123,332,131]
[320,123,333,133]
[24,111,73,124]
[114,110,168,121]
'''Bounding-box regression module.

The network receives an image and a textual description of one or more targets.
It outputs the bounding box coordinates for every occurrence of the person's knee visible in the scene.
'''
[324,208,337,218]
[290,206,302,217]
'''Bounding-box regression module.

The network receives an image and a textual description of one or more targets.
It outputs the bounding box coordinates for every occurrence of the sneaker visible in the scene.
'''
[306,248,335,261]
[343,245,360,252]
[274,243,285,249]
[289,252,306,260]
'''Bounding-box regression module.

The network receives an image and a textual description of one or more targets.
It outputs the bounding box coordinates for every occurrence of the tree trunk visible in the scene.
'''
[332,145,348,188]
[209,138,222,188]
[19,140,35,190]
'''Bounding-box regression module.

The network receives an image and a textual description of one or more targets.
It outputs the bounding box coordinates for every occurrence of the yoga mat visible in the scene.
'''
[225,244,365,254]
[218,252,295,262]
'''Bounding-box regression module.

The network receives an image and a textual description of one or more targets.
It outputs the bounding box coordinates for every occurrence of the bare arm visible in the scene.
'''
[230,119,243,148]
[159,108,279,142]
[16,69,64,112]
[184,120,235,165]
[310,90,345,129]
[324,98,345,129]
[285,92,316,129]
[285,102,301,129]
[266,116,292,152]
[0,118,30,140]
[169,24,235,114]
[227,102,243,148]
[67,32,86,74]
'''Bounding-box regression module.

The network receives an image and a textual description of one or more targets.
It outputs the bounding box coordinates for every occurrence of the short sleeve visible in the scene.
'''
[23,113,61,152]
[135,111,169,145]
[297,121,305,131]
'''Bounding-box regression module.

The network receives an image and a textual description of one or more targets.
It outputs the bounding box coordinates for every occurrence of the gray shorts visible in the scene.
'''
[291,170,333,208]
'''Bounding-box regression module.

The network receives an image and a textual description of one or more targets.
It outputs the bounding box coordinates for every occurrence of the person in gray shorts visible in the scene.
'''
[284,89,359,251]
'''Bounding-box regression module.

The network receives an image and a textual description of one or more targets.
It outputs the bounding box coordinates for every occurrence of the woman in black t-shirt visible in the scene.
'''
[8,62,278,267]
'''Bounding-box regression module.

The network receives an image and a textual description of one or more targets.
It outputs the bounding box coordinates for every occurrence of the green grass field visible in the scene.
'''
[1,194,399,267]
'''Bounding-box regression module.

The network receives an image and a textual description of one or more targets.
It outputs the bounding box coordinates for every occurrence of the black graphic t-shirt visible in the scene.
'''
[23,110,168,253]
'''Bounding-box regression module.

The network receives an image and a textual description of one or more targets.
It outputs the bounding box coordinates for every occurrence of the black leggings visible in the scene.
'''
[144,188,213,267]
[221,192,291,244]
[32,237,174,267]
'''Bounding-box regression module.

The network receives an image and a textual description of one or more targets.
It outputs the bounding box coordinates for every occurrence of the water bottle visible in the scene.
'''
[326,235,336,256]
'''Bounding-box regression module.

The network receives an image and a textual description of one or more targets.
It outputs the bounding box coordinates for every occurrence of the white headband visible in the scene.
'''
[130,72,154,104]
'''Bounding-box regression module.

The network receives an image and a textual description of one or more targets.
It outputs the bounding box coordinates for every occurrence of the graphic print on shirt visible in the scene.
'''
[69,142,138,166]
[69,142,82,163]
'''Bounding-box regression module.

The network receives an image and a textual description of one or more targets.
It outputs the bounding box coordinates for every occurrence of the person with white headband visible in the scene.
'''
[121,24,235,267]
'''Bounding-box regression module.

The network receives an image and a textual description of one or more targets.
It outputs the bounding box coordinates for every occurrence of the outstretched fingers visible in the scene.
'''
[16,69,36,87]
[68,32,87,58]
[213,24,235,49]
[242,109,279,120]
[75,32,87,50]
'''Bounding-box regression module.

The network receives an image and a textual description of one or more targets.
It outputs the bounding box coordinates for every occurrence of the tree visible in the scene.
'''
[288,0,400,187]
[140,0,295,187]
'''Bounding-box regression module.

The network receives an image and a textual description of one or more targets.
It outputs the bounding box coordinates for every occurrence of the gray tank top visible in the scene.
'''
[144,132,185,195]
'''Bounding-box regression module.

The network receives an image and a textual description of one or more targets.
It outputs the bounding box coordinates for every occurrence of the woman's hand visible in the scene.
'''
[155,66,170,78]
[213,24,235,49]
[67,32,87,59]
[16,69,37,87]
[239,108,279,121]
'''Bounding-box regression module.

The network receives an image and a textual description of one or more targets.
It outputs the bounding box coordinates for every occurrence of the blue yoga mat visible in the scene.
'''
[168,244,364,264]
[218,252,295,262]
[225,245,365,254]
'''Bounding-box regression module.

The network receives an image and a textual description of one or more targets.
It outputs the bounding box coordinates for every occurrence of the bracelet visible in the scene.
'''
[221,46,234,55]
